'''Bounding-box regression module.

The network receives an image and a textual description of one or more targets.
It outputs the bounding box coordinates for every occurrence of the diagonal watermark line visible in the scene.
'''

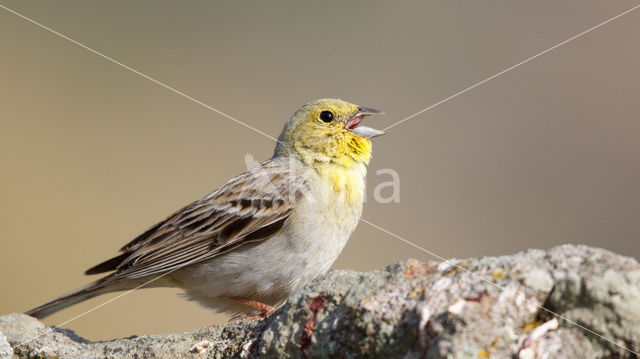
[3,1,637,355]
[382,3,640,133]
[17,261,190,347]
[359,217,639,356]
[0,3,280,143]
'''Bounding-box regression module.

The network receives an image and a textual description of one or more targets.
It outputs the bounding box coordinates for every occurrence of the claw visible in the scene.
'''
[228,296,276,318]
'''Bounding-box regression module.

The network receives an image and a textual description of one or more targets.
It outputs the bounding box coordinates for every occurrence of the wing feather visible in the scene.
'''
[85,158,309,278]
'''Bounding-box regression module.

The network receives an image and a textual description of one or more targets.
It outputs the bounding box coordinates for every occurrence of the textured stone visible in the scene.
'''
[0,332,12,359]
[1,245,639,358]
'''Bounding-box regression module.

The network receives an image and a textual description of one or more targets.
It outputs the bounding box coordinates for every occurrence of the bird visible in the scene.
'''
[25,98,384,320]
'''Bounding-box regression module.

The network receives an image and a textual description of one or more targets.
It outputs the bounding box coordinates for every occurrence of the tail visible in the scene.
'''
[25,275,123,319]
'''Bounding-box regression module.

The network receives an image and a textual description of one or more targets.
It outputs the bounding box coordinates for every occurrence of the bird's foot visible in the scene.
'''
[228,296,276,320]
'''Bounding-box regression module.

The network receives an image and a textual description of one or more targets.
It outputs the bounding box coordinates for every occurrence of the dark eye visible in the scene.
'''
[319,110,334,123]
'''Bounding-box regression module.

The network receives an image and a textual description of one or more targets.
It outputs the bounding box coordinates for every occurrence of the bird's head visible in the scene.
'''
[274,99,384,168]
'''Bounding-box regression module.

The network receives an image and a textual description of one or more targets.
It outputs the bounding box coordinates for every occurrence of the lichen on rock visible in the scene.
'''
[1,245,639,358]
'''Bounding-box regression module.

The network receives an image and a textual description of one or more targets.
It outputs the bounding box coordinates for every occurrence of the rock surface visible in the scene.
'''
[2,245,639,358]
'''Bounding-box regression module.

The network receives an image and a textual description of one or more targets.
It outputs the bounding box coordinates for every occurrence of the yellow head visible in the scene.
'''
[274,99,384,168]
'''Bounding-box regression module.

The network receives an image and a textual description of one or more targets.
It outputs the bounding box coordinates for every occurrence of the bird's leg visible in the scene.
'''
[227,296,276,322]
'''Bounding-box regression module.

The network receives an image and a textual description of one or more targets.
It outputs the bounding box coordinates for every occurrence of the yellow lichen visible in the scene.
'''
[523,320,541,331]
[410,287,425,298]
[490,269,505,281]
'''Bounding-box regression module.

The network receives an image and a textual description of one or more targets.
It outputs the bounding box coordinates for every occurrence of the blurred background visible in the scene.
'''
[1,0,639,340]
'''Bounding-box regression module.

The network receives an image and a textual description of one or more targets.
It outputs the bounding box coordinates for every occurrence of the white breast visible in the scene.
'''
[170,163,366,311]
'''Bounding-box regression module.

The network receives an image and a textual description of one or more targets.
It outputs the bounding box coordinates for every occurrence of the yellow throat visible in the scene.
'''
[273,98,383,200]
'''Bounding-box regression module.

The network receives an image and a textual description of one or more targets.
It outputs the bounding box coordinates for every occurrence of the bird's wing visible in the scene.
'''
[85,158,310,279]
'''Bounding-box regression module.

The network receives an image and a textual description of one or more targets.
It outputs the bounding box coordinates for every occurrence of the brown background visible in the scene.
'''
[1,1,639,340]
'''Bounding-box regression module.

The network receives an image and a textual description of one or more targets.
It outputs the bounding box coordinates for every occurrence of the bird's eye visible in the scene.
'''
[319,111,334,123]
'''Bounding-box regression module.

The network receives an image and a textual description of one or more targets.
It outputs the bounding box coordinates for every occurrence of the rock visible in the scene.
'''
[1,245,639,358]
[0,333,12,359]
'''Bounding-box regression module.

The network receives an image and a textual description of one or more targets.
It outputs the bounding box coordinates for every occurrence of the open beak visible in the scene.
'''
[345,107,385,138]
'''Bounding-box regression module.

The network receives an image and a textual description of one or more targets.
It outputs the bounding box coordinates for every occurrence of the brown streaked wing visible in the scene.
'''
[84,158,309,278]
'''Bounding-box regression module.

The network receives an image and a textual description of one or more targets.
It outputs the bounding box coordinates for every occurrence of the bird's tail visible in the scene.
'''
[25,275,124,319]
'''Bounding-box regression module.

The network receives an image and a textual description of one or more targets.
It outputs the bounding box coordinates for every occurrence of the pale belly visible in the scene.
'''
[168,168,365,313]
